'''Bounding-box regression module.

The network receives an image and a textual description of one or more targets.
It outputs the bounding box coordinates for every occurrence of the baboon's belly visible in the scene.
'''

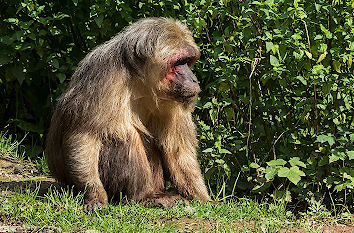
[98,140,130,199]
[98,139,161,200]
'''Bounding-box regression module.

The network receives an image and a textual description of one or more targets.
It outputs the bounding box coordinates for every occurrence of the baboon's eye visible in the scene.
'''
[174,57,192,67]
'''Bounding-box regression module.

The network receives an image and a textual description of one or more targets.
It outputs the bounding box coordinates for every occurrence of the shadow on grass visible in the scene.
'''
[0,179,60,197]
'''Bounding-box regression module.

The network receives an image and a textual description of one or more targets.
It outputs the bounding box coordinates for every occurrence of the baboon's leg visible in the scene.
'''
[164,152,210,202]
[64,132,108,211]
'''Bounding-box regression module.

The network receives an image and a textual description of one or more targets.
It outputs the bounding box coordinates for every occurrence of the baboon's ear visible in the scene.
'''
[121,40,146,78]
[121,32,159,78]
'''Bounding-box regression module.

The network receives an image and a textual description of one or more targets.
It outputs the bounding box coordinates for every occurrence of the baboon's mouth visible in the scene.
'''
[181,93,198,104]
[184,93,197,99]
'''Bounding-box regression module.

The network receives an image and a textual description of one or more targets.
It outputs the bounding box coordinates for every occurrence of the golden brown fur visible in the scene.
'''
[45,18,210,209]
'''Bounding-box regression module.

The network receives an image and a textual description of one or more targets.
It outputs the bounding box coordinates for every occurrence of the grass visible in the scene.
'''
[0,133,352,232]
[0,132,49,173]
[0,132,26,159]
[1,187,295,232]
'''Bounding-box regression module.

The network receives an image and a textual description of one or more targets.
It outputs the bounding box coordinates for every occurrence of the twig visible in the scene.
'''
[302,20,311,49]
[245,46,261,160]
[267,130,288,160]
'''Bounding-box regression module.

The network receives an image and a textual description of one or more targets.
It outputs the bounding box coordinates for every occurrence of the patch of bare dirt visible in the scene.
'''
[0,225,61,232]
[0,155,58,196]
[285,223,354,233]
[0,155,41,182]
[163,217,354,232]
[0,215,25,227]
[162,217,255,232]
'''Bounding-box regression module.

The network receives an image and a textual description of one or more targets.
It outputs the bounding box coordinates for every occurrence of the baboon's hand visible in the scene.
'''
[83,187,108,213]
[84,201,105,213]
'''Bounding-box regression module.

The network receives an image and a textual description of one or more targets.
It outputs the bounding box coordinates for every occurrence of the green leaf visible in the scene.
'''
[305,50,312,59]
[56,73,66,83]
[219,148,231,154]
[334,183,346,192]
[316,134,335,147]
[0,51,11,66]
[54,13,69,20]
[320,24,333,39]
[278,166,305,185]
[267,159,286,167]
[95,15,104,27]
[265,166,277,180]
[51,59,60,69]
[350,134,354,142]
[293,50,304,60]
[266,42,279,54]
[314,34,323,40]
[266,42,274,53]
[12,119,43,133]
[249,163,260,169]
[224,107,234,121]
[347,151,354,160]
[296,76,307,85]
[329,155,340,163]
[9,66,25,85]
[203,102,212,109]
[312,64,326,75]
[289,157,306,168]
[318,156,329,166]
[333,60,341,73]
[329,149,346,163]
[202,148,213,153]
[270,55,280,66]
[271,44,279,54]
[317,51,327,63]
[5,18,17,24]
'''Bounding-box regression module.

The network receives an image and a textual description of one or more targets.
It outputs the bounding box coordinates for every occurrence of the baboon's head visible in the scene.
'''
[121,18,200,106]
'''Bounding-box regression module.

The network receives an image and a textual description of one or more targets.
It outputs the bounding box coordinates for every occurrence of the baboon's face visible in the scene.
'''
[162,46,200,105]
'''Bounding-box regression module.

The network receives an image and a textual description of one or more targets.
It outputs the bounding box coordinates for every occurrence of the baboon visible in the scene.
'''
[45,18,210,210]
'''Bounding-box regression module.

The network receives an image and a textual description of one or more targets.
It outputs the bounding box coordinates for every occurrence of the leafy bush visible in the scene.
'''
[1,0,353,207]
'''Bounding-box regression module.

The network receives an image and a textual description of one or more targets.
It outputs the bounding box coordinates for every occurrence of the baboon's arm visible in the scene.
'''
[164,151,210,202]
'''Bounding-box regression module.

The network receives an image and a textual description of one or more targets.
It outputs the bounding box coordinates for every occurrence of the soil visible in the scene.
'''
[163,217,354,233]
[0,155,57,196]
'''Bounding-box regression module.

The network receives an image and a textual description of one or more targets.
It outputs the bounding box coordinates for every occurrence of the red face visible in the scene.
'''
[164,48,200,104]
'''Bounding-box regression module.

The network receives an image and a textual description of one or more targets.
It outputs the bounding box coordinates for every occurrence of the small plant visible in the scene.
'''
[0,132,26,159]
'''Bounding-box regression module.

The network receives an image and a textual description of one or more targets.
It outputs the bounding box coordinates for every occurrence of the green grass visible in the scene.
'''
[0,132,26,159]
[1,186,352,232]
[0,132,49,173]
[0,133,352,232]
[0,186,295,232]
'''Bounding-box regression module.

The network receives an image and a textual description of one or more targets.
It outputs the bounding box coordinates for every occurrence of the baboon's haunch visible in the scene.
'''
[45,18,210,210]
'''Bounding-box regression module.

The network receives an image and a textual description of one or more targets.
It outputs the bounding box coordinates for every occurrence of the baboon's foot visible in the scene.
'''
[142,193,189,208]
[83,187,108,212]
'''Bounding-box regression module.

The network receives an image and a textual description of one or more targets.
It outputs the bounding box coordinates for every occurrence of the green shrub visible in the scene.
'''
[1,0,353,207]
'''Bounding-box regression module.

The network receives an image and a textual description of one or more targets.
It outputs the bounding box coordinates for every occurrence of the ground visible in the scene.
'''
[0,155,353,232]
